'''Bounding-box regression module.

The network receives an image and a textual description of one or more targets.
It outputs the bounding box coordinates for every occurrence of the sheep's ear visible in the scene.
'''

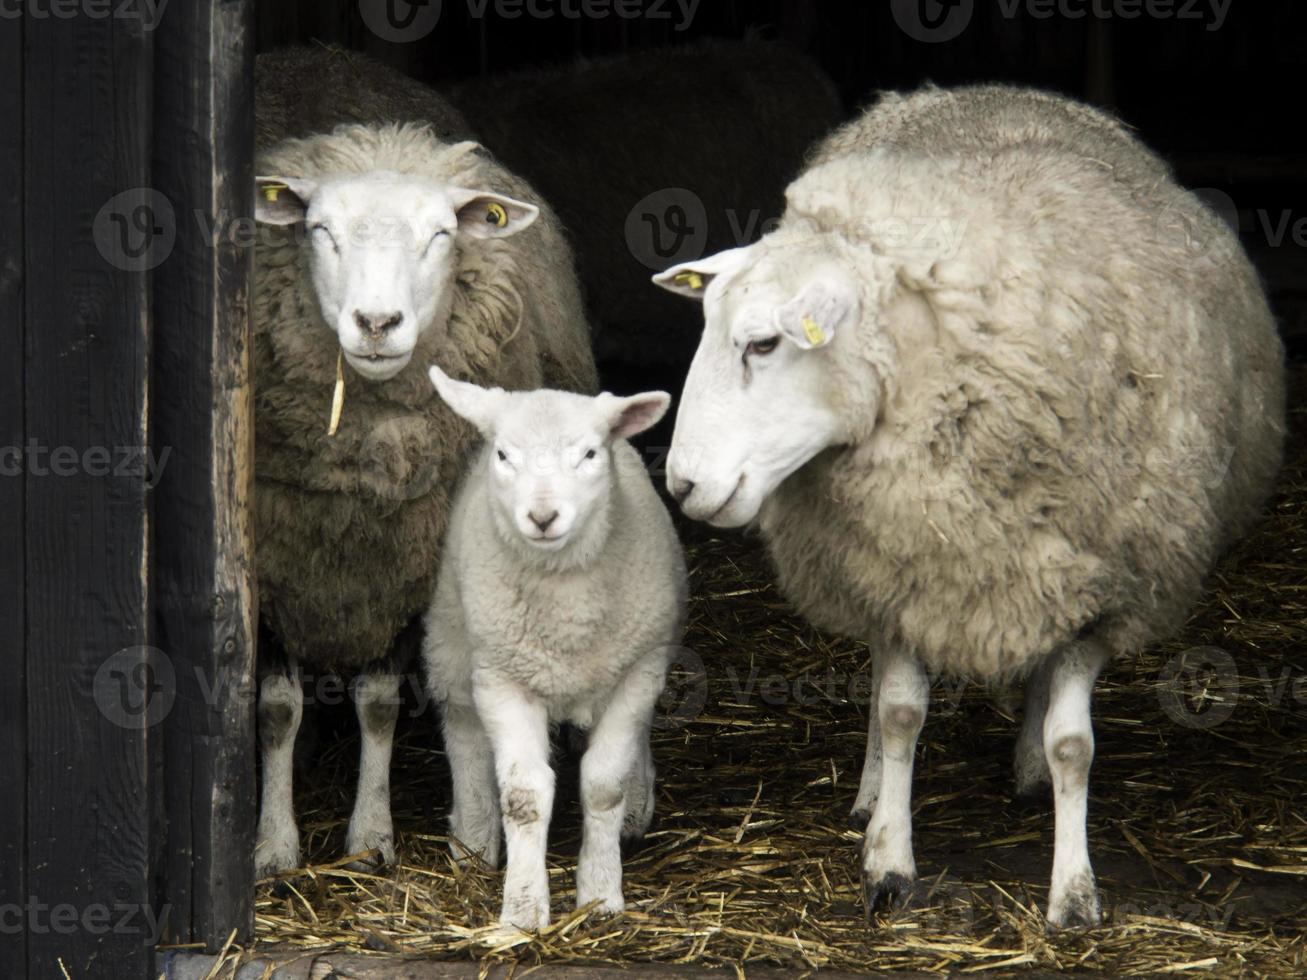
[598,391,672,442]
[774,276,859,351]
[448,188,539,239]
[428,364,506,434]
[255,176,317,225]
[651,246,751,301]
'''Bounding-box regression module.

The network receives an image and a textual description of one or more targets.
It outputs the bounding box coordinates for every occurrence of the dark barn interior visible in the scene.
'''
[3,2,1306,978]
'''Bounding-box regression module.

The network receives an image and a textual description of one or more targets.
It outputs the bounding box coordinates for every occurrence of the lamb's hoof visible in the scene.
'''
[578,894,625,918]
[849,807,871,831]
[1046,876,1102,931]
[862,871,919,918]
[500,896,550,932]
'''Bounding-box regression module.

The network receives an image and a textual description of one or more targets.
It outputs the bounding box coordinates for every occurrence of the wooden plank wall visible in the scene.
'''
[0,13,27,977]
[21,11,157,980]
[153,0,258,949]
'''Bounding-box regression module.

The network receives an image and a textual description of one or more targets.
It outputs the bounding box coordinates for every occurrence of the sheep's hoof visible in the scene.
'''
[862,871,919,918]
[1011,779,1052,809]
[848,807,871,831]
[343,848,389,875]
[1046,877,1102,931]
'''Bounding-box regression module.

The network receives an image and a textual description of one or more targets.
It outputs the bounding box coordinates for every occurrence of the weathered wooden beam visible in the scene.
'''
[22,11,156,980]
[0,12,27,980]
[153,0,258,951]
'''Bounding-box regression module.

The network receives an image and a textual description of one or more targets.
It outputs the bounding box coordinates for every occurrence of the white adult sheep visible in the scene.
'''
[251,119,597,877]
[423,368,686,930]
[654,83,1284,928]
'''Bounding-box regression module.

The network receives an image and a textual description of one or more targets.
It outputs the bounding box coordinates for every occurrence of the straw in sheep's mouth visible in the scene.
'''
[328,349,345,437]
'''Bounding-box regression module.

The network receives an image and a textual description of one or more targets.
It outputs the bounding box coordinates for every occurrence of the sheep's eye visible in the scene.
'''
[584,449,598,461]
[746,336,780,357]
[486,202,508,227]
[496,449,508,462]
[311,223,339,254]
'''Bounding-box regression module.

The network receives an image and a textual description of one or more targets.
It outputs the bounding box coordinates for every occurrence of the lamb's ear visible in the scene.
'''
[447,187,539,239]
[598,391,672,442]
[428,364,507,434]
[651,247,751,300]
[774,276,859,351]
[255,176,318,225]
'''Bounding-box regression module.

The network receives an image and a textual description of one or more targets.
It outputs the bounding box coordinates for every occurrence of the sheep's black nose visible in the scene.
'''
[354,310,404,336]
[529,510,559,532]
[669,477,695,504]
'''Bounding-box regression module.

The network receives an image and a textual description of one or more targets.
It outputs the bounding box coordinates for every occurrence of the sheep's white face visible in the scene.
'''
[653,240,860,527]
[255,170,537,382]
[428,366,670,553]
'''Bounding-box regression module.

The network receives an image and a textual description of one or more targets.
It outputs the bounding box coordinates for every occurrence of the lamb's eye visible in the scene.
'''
[746,336,780,357]
[584,449,598,461]
[496,449,508,463]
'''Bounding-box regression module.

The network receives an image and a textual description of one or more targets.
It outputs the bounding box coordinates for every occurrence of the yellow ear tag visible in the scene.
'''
[674,271,704,291]
[801,315,826,346]
[262,182,287,203]
[327,349,345,437]
[486,202,508,228]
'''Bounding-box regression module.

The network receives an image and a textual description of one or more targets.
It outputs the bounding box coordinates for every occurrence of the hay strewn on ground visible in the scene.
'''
[231,369,1306,976]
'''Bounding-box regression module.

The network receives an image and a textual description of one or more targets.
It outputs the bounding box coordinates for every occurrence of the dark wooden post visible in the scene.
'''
[0,13,28,980]
[153,0,259,950]
[20,11,158,980]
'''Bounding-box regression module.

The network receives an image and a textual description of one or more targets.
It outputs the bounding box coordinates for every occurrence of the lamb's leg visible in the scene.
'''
[442,700,501,867]
[474,676,553,931]
[577,653,667,914]
[1043,640,1110,929]
[862,648,928,911]
[1015,656,1054,799]
[850,656,884,829]
[621,736,656,842]
[255,665,303,877]
[345,669,402,870]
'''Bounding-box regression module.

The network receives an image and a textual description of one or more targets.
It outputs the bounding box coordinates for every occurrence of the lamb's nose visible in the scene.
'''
[354,310,404,336]
[529,510,559,532]
[669,477,696,504]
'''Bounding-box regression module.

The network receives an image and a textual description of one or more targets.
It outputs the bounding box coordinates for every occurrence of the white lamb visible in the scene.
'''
[422,367,687,931]
[654,84,1284,928]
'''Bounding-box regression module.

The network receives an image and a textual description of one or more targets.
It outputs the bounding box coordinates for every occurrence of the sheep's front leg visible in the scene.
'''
[474,674,553,930]
[345,669,401,869]
[1044,641,1109,929]
[862,648,928,911]
[577,653,667,915]
[441,700,501,867]
[850,656,884,829]
[1015,656,1054,799]
[256,666,304,876]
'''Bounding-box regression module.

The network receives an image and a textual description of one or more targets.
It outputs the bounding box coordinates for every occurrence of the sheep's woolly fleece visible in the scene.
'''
[758,84,1285,681]
[253,122,597,668]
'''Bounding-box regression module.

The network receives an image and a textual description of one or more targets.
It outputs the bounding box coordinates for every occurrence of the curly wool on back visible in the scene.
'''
[759,84,1285,681]
[253,121,597,669]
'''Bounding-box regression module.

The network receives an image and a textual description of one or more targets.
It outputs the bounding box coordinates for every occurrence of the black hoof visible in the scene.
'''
[863,872,918,918]
[849,808,871,831]
[1011,781,1052,809]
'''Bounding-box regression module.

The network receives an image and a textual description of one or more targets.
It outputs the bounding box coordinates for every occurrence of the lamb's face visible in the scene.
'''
[256,171,537,382]
[428,366,670,552]
[653,239,860,528]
